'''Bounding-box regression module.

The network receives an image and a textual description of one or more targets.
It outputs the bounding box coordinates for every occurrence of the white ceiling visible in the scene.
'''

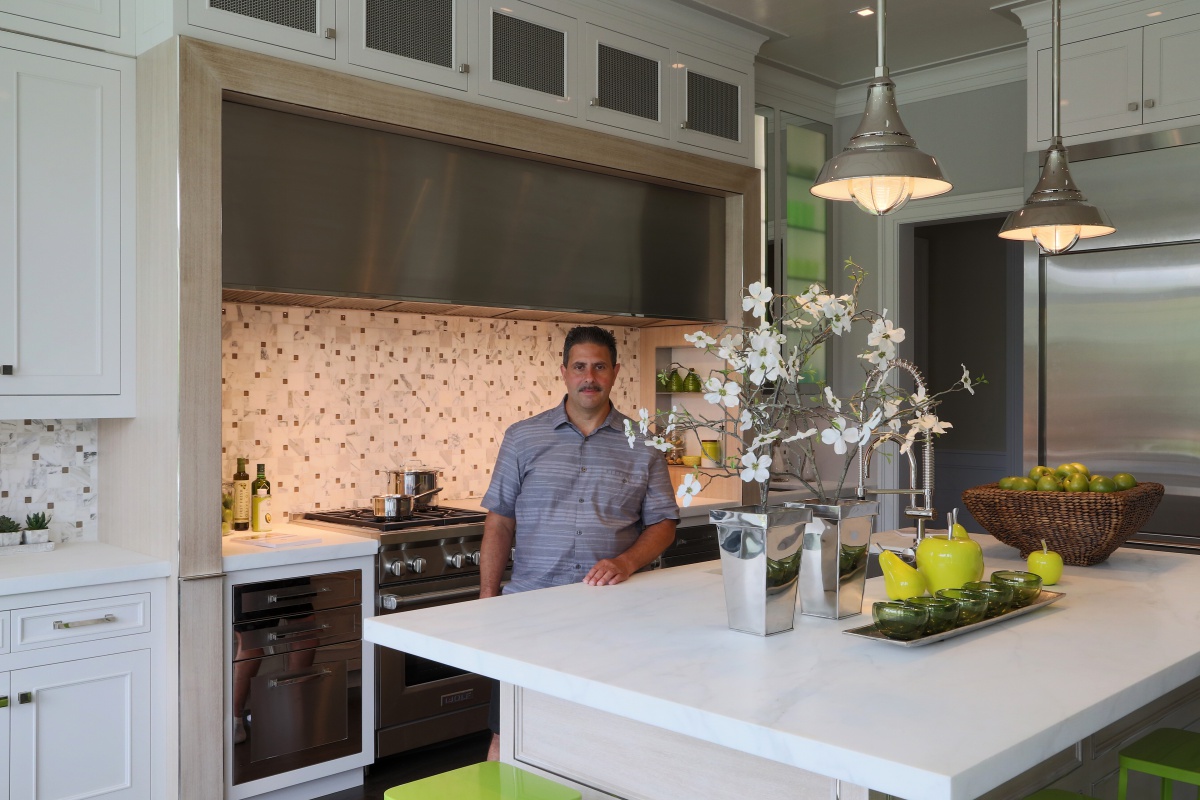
[685,0,1029,86]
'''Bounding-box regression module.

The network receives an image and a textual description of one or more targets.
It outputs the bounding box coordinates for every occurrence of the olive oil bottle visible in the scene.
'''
[232,457,251,531]
[251,464,272,532]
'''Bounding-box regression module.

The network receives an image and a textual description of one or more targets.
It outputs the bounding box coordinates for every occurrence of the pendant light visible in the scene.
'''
[810,0,951,215]
[999,0,1114,254]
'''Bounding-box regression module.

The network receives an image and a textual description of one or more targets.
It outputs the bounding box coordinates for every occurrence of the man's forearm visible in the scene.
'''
[480,512,516,598]
[614,519,676,573]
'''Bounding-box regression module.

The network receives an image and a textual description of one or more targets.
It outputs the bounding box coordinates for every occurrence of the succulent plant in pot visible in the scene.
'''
[0,515,21,547]
[23,512,51,545]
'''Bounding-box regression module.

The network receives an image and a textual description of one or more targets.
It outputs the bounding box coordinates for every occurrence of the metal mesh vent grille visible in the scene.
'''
[365,0,454,68]
[492,12,565,97]
[597,43,658,121]
[687,70,739,141]
[209,0,316,33]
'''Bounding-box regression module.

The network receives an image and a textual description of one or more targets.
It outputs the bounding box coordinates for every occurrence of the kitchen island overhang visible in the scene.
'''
[363,536,1200,800]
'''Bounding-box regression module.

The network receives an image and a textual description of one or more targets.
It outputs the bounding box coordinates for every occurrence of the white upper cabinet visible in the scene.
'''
[1035,29,1142,142]
[1142,13,1200,124]
[673,52,750,159]
[583,25,669,140]
[0,35,134,419]
[348,0,469,90]
[188,0,337,58]
[0,0,133,55]
[478,0,578,117]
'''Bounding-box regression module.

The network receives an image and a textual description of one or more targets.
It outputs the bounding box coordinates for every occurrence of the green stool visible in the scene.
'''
[1118,728,1200,800]
[385,762,582,800]
[1024,790,1091,799]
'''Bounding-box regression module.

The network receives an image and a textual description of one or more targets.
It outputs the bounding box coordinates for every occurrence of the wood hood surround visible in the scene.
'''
[125,36,759,799]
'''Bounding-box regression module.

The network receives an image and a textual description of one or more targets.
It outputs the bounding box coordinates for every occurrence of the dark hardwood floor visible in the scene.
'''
[313,732,492,800]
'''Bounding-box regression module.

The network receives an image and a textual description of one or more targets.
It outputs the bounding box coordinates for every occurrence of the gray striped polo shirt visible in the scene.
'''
[482,399,678,594]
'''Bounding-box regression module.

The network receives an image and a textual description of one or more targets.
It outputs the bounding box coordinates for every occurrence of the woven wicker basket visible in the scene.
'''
[961,482,1164,566]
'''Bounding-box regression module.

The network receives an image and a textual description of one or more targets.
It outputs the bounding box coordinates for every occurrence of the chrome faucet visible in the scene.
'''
[855,358,936,542]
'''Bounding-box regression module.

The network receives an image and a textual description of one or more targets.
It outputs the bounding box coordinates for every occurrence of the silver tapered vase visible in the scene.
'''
[710,505,813,636]
[788,499,879,620]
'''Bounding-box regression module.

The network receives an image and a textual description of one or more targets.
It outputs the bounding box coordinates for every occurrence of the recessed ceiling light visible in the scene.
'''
[853,7,875,16]
[1147,10,1163,15]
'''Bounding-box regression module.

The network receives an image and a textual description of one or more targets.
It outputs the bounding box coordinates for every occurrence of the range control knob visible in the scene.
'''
[388,560,406,577]
[380,594,400,611]
[407,557,427,575]
[469,550,481,566]
[447,553,466,569]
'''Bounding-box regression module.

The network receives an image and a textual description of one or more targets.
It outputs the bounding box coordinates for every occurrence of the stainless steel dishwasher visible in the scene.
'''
[231,570,364,785]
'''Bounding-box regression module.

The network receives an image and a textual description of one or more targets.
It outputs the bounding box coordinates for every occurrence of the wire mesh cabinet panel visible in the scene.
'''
[188,0,337,58]
[582,24,668,140]
[349,0,469,91]
[673,51,750,159]
[478,0,577,117]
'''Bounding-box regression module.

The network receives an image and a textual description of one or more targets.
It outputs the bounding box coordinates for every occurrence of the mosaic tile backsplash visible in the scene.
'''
[0,419,98,543]
[222,304,641,519]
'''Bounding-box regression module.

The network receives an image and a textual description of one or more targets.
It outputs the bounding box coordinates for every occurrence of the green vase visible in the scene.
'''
[682,369,703,393]
[666,370,686,393]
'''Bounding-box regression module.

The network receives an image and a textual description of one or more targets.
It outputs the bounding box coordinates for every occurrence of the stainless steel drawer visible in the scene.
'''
[233,570,361,620]
[233,605,361,662]
[12,593,150,651]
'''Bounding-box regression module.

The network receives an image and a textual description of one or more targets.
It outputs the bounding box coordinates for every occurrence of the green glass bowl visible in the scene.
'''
[990,570,1044,608]
[935,587,989,627]
[902,596,959,635]
[962,580,1015,618]
[872,601,929,641]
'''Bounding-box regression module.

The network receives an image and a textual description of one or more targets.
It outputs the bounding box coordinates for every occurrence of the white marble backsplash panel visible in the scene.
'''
[222,304,641,518]
[0,419,98,543]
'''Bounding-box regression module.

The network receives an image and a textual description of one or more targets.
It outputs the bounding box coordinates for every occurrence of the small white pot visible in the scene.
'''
[0,532,21,547]
[23,530,49,545]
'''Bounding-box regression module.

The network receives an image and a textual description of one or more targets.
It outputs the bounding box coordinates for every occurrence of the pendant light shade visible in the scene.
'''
[999,0,1114,253]
[810,0,951,215]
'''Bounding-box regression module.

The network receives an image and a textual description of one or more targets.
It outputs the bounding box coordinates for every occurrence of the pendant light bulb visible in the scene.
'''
[998,0,1114,252]
[810,0,951,215]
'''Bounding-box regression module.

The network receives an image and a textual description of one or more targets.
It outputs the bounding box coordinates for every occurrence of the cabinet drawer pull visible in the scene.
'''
[1,365,11,375]
[267,624,331,641]
[1146,99,1156,109]
[18,692,32,705]
[1128,101,1139,111]
[0,696,7,708]
[268,669,332,689]
[266,587,331,604]
[323,27,335,39]
[53,613,116,629]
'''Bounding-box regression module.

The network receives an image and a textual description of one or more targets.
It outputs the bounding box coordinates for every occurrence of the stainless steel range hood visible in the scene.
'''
[221,99,728,325]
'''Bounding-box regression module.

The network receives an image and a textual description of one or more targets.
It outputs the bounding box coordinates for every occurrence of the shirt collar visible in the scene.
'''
[550,397,628,434]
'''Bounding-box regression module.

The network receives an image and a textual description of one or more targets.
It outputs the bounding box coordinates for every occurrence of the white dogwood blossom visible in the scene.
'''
[683,331,716,348]
[740,452,772,483]
[742,282,774,319]
[703,377,741,408]
[676,473,702,507]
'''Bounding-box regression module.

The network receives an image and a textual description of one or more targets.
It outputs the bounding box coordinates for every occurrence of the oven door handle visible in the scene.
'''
[268,669,333,689]
[268,623,332,641]
[384,586,480,609]
[267,587,333,604]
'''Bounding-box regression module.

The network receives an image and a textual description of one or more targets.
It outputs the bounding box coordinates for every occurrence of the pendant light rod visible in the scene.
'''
[877,0,887,76]
[1052,0,1061,139]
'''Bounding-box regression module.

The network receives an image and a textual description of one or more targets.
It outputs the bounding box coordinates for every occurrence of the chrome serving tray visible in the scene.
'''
[843,589,1065,647]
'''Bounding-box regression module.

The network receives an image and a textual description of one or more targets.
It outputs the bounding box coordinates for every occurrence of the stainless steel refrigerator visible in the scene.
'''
[1024,127,1200,547]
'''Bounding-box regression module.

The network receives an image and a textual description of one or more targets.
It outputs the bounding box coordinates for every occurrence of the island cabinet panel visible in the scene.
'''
[512,688,866,800]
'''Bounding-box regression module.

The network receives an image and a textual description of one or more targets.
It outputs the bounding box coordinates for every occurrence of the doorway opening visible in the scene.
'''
[898,215,1024,530]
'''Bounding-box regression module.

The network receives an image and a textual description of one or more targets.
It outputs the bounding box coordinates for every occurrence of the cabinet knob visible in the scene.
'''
[18,692,32,705]
[589,97,598,106]
[458,63,470,74]
[1128,101,1139,111]
[323,27,336,39]
[680,120,689,130]
[1145,99,1156,109]
[1,365,11,375]
[0,696,7,708]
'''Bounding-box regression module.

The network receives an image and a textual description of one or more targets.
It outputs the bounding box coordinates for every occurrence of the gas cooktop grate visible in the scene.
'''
[303,506,486,532]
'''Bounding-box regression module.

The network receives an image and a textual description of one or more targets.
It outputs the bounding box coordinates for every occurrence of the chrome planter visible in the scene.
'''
[710,505,813,636]
[788,499,879,620]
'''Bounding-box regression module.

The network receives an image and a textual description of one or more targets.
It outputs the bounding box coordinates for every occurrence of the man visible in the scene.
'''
[478,325,678,758]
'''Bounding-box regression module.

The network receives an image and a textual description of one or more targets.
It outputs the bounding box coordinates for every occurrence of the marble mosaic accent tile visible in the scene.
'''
[0,419,98,543]
[222,305,641,518]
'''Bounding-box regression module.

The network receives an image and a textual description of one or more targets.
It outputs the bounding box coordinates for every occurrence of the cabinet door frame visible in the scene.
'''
[477,0,578,117]
[0,0,129,53]
[582,24,669,140]
[187,0,337,59]
[1142,13,1200,125]
[348,0,470,91]
[0,36,134,415]
[9,648,151,800]
[672,50,750,159]
[1035,29,1142,143]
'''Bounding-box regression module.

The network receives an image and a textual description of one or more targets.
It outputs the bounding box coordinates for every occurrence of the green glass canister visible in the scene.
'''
[682,368,703,393]
[666,369,686,393]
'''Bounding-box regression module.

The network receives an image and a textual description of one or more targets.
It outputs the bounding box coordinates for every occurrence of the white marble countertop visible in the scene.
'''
[364,536,1200,800]
[222,522,378,573]
[0,541,171,596]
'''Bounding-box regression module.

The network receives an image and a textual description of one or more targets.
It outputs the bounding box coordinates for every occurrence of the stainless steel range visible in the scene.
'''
[295,506,506,759]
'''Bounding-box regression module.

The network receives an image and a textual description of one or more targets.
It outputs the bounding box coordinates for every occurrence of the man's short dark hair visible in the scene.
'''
[562,326,617,367]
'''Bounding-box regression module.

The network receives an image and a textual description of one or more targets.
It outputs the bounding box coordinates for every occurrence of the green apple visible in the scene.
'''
[1069,462,1092,478]
[1090,475,1117,493]
[1029,465,1053,481]
[1027,539,1063,586]
[998,476,1018,490]
[1010,477,1037,491]
[1064,473,1090,492]
[916,524,985,593]
[1054,463,1080,480]
[1036,475,1064,491]
[1113,472,1138,490]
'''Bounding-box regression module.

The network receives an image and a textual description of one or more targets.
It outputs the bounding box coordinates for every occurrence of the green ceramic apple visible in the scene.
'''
[916,523,985,593]
[1027,539,1063,586]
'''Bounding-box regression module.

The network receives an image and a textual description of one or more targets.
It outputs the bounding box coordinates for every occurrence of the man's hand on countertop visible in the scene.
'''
[583,556,634,586]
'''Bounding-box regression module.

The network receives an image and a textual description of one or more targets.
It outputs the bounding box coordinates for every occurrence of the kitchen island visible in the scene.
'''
[364,535,1200,799]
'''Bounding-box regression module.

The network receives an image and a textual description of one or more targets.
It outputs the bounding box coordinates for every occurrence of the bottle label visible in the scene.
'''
[233,480,251,528]
[252,494,272,532]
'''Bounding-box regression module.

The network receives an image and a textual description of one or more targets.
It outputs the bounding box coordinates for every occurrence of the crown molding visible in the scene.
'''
[833,46,1026,119]
[592,0,770,59]
[754,61,837,123]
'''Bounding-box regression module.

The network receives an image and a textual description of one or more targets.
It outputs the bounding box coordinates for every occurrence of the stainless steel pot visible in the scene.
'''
[391,460,440,508]
[372,487,443,519]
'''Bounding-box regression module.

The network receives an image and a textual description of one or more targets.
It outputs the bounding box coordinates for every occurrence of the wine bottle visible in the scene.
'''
[232,457,251,532]
[251,464,272,532]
